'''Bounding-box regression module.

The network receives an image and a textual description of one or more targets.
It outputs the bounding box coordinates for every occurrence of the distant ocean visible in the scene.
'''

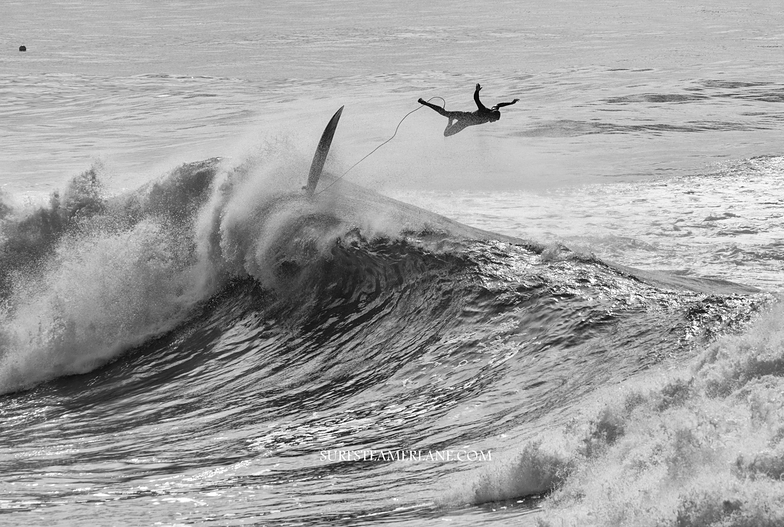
[1,1,783,525]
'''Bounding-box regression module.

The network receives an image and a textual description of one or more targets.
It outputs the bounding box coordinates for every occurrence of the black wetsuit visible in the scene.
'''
[419,84,517,136]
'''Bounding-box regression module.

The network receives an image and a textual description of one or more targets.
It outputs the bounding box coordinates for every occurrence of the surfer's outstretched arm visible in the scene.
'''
[493,98,520,109]
[474,83,488,111]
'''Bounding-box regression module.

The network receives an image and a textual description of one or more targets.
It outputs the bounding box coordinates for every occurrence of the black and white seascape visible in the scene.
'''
[2,1,784,525]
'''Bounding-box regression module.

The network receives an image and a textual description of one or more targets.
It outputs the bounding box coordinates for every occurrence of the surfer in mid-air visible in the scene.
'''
[419,83,519,137]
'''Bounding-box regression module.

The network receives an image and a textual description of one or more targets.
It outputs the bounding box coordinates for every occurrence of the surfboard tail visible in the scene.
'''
[306,106,344,196]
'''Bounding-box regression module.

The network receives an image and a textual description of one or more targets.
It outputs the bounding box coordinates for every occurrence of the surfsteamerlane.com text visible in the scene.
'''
[320,450,492,462]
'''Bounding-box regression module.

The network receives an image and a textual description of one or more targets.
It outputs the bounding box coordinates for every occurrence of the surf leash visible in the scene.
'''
[314,97,446,196]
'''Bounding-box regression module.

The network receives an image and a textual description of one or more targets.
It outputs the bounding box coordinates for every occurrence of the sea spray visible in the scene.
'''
[461,301,784,526]
[0,140,452,393]
[0,219,205,393]
[0,160,222,393]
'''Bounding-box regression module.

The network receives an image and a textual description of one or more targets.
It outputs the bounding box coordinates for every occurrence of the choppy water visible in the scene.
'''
[1,1,784,526]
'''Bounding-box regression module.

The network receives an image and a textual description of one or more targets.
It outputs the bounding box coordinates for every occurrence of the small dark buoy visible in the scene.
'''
[19,45,27,52]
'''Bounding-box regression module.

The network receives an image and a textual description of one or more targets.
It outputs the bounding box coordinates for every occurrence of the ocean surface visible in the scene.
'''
[1,1,784,525]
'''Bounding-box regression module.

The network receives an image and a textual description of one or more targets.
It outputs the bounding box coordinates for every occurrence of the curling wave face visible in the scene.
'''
[0,151,526,395]
[0,152,772,524]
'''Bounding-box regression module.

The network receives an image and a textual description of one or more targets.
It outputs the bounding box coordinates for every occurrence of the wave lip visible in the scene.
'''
[0,146,531,394]
[0,151,768,407]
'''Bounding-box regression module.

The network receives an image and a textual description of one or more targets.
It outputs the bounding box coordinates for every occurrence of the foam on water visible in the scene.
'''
[392,156,784,291]
[0,162,217,393]
[454,302,784,526]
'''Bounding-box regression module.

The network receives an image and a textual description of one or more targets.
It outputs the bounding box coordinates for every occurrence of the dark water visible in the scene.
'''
[0,158,770,525]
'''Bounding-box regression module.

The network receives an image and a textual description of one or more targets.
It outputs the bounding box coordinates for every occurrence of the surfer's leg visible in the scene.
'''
[444,120,472,137]
[442,112,476,136]
[418,98,452,117]
[444,117,455,135]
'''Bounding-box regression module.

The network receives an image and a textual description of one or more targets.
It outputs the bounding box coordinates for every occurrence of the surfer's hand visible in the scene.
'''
[512,98,519,103]
[418,98,426,104]
[476,83,482,91]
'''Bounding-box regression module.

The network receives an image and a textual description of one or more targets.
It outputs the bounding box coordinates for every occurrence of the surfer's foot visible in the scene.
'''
[418,98,426,105]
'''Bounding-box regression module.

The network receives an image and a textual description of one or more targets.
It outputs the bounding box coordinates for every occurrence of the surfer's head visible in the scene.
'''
[489,108,501,121]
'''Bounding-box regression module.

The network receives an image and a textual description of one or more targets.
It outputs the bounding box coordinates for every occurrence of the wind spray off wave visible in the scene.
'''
[0,138,520,394]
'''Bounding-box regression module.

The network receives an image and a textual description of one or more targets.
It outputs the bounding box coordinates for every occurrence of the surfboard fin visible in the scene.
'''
[305,106,344,197]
